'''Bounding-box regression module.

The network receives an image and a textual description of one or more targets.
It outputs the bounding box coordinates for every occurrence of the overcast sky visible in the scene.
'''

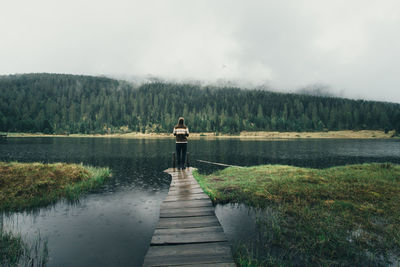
[1,0,399,103]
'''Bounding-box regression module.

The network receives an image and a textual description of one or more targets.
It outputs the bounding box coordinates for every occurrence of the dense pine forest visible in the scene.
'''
[0,73,399,134]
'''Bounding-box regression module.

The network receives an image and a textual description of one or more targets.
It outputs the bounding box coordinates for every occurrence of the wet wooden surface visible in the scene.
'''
[143,167,235,267]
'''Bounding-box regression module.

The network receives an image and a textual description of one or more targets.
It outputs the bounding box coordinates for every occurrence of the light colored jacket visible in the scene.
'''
[173,126,189,143]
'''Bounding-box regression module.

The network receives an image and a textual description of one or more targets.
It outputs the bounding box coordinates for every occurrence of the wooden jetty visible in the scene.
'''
[143,167,235,267]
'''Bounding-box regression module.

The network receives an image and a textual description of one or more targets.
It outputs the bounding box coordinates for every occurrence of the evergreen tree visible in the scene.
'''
[0,73,398,134]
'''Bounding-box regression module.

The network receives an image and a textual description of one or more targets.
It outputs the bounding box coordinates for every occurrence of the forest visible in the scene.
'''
[0,73,399,134]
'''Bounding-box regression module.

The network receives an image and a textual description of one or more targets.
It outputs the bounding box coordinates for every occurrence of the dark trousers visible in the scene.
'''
[176,143,187,168]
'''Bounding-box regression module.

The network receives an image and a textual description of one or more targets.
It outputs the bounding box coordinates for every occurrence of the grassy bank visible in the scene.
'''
[0,162,111,211]
[193,163,400,266]
[4,129,398,139]
[0,161,110,266]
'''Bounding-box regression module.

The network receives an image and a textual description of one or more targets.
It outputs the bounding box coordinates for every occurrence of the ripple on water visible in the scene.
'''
[1,138,400,266]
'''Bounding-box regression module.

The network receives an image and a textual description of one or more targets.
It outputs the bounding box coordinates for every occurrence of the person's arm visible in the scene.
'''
[173,128,177,136]
[186,128,189,137]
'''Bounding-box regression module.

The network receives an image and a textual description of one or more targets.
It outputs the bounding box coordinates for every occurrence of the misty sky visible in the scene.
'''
[1,0,399,103]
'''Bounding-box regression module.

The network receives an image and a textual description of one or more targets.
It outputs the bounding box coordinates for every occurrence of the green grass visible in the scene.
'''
[1,229,48,267]
[0,230,24,266]
[193,163,400,266]
[0,162,111,211]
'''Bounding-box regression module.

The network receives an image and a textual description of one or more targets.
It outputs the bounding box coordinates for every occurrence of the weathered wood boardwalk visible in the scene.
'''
[143,167,236,267]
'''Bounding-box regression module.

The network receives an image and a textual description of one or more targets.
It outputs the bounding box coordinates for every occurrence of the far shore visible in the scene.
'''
[3,130,398,139]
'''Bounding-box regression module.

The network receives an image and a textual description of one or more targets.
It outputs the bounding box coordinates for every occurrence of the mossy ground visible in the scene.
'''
[0,162,111,211]
[193,163,400,266]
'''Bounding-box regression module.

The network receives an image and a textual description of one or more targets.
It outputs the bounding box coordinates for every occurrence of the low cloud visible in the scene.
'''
[0,0,399,103]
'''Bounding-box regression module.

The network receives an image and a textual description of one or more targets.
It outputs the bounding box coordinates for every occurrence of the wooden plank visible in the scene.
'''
[170,182,199,187]
[151,231,227,245]
[144,241,232,257]
[170,182,199,186]
[161,199,212,205]
[161,198,212,204]
[172,177,195,180]
[160,203,212,210]
[143,242,234,266]
[170,180,198,184]
[171,179,197,182]
[160,199,212,209]
[144,255,234,266]
[171,179,197,183]
[167,193,208,199]
[160,210,215,218]
[167,188,205,195]
[160,206,214,213]
[168,188,203,193]
[171,177,194,180]
[157,216,220,229]
[167,188,205,193]
[171,177,196,180]
[169,184,201,189]
[154,226,223,235]
[164,193,210,202]
[168,186,203,191]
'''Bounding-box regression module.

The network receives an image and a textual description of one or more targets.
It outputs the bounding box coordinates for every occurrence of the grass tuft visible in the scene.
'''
[0,161,111,211]
[193,163,400,266]
[0,230,24,266]
[0,229,48,267]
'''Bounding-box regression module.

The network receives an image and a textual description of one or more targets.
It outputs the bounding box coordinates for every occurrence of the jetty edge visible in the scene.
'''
[142,167,235,267]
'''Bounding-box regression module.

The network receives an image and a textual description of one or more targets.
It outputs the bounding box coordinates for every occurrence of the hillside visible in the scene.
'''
[0,73,399,134]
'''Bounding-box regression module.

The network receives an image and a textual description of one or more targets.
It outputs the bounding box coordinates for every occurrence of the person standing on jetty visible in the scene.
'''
[173,117,189,170]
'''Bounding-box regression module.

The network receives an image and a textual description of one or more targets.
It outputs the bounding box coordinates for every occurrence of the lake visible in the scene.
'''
[1,137,400,266]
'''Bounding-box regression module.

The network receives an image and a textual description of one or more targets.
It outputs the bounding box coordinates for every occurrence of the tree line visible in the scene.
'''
[0,73,399,134]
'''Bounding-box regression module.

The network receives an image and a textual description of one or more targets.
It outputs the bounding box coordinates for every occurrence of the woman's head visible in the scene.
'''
[177,117,185,126]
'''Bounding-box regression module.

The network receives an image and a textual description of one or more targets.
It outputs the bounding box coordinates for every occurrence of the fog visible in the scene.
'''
[1,0,399,103]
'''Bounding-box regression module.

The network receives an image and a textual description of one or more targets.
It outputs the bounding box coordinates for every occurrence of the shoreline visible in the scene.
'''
[3,130,398,139]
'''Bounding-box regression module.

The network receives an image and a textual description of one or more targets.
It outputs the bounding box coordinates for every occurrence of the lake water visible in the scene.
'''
[1,137,400,266]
